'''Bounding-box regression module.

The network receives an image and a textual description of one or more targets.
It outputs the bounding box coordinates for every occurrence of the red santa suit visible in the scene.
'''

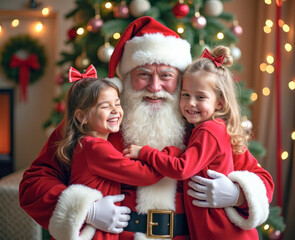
[108,133,190,240]
[19,120,273,240]
[137,119,259,240]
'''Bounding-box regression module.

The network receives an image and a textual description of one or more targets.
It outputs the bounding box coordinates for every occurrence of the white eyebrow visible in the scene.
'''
[160,68,178,74]
[136,67,177,74]
[136,67,152,72]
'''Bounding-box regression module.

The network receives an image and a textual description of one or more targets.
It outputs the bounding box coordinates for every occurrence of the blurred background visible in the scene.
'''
[0,0,294,239]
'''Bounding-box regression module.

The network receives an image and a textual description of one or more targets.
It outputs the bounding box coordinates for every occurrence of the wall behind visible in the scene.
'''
[0,0,74,171]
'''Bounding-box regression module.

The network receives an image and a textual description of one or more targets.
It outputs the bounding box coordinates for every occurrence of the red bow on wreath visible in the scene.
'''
[9,53,40,102]
[200,48,225,67]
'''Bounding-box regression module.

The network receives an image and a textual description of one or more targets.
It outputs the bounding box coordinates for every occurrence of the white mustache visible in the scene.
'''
[139,90,176,102]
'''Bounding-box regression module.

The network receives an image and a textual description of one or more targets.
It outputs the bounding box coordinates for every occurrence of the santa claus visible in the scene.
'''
[19,17,274,240]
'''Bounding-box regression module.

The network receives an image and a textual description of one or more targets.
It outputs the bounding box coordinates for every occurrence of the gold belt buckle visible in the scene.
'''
[146,209,174,239]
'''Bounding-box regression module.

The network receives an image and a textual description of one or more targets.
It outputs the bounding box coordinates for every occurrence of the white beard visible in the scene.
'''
[120,74,187,240]
[120,73,186,151]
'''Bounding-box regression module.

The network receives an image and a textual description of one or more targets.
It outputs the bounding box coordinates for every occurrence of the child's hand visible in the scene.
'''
[122,144,143,159]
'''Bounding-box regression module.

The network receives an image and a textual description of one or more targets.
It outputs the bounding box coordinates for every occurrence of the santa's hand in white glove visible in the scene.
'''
[86,194,131,234]
[187,170,242,208]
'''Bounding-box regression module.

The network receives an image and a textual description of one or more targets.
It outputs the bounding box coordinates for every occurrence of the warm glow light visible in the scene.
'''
[77,27,84,35]
[11,19,20,27]
[42,7,50,16]
[250,92,258,101]
[265,0,272,4]
[288,80,295,90]
[217,32,224,39]
[113,32,120,40]
[266,65,274,74]
[260,63,267,72]
[285,43,292,52]
[282,24,290,32]
[177,27,184,34]
[281,151,288,160]
[0,25,2,33]
[276,0,283,6]
[278,19,284,27]
[263,224,270,230]
[291,131,295,140]
[35,22,43,32]
[265,19,273,28]
[105,2,113,9]
[262,87,270,96]
[266,55,274,64]
[264,26,272,34]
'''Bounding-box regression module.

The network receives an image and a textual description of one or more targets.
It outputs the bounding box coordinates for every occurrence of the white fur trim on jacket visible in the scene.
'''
[118,33,192,78]
[225,171,269,230]
[48,184,103,240]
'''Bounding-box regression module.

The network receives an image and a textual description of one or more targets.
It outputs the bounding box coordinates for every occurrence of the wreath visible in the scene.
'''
[0,35,47,101]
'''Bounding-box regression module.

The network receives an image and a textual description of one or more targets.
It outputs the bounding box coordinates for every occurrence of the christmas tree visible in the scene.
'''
[42,0,285,238]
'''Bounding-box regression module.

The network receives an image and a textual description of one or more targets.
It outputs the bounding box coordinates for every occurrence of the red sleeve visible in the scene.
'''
[19,121,68,229]
[233,149,274,204]
[80,139,163,186]
[139,130,220,180]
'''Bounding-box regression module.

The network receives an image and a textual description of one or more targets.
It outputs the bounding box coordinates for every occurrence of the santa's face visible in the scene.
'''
[130,63,179,103]
[120,66,186,150]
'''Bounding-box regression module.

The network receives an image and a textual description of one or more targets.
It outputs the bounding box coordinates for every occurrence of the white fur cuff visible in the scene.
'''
[48,184,103,240]
[225,171,269,230]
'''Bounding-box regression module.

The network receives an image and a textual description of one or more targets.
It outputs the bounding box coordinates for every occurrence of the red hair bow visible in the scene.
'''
[200,48,225,67]
[68,64,97,82]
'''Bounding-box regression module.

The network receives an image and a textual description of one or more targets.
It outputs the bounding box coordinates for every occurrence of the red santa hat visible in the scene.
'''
[108,16,192,81]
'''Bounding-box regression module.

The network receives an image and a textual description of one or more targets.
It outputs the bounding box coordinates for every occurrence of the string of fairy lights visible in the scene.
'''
[250,0,294,162]
[0,7,53,34]
[0,1,231,50]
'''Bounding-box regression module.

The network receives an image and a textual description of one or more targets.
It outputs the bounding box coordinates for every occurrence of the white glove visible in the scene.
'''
[86,194,131,234]
[187,170,240,208]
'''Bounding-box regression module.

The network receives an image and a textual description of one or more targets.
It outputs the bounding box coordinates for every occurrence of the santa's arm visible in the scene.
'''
[224,150,274,229]
[188,149,273,230]
[19,122,72,229]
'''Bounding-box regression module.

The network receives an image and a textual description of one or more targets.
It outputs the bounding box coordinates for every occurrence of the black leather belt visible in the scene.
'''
[124,210,189,239]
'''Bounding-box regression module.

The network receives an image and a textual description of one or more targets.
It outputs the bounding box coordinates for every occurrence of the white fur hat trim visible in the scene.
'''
[118,33,192,78]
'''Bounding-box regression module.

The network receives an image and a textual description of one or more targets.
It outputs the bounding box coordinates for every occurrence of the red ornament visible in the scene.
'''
[67,27,77,40]
[113,2,130,18]
[191,15,207,29]
[55,74,65,85]
[172,2,189,19]
[56,102,65,113]
[231,25,243,36]
[268,230,281,240]
[87,17,104,33]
